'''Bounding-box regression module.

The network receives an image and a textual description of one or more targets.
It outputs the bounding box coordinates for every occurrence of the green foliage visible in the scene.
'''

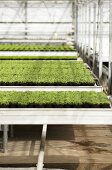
[0,91,110,108]
[0,56,77,60]
[0,44,76,51]
[0,60,95,86]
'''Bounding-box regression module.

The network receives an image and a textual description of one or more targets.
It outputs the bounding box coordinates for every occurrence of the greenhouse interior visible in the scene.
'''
[0,0,112,169]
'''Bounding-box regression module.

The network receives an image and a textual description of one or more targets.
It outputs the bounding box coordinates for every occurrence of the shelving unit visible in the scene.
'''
[0,0,111,170]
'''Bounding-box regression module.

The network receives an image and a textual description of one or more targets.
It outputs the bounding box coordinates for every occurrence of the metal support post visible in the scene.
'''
[99,0,103,80]
[81,6,84,52]
[109,0,112,94]
[93,2,97,71]
[78,6,82,49]
[25,1,28,39]
[3,125,8,153]
[82,6,85,51]
[10,125,14,138]
[84,5,87,55]
[75,0,78,47]
[72,1,75,45]
[88,3,91,59]
[36,124,47,170]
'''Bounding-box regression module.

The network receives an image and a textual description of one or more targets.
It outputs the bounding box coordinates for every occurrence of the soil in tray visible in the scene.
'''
[0,56,78,60]
[0,91,110,108]
[0,60,95,86]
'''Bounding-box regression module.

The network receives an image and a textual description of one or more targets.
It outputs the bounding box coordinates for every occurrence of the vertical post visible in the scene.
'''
[3,125,8,153]
[109,0,112,94]
[78,4,81,51]
[81,5,83,50]
[93,2,97,71]
[84,4,87,55]
[36,125,47,170]
[83,6,85,52]
[81,5,84,51]
[25,1,28,39]
[10,125,14,138]
[99,0,103,80]
[75,0,78,47]
[77,2,79,48]
[72,1,75,46]
[88,3,91,58]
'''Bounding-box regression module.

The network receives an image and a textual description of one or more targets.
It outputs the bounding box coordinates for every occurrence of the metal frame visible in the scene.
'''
[36,124,47,170]
[3,125,8,153]
[0,86,103,92]
[0,108,112,125]
[75,0,78,45]
[99,0,103,80]
[0,0,73,42]
[81,5,83,51]
[0,51,78,56]
[75,0,111,94]
[25,1,28,39]
[0,39,69,43]
[88,3,91,58]
[1,124,47,169]
[92,1,97,72]
[84,4,87,54]
[109,0,112,94]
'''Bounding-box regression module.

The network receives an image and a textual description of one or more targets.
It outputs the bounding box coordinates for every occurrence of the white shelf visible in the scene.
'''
[0,108,112,125]
[0,86,103,92]
[0,51,77,56]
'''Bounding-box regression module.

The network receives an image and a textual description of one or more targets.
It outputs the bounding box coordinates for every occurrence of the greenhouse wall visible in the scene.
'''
[75,0,112,94]
[0,1,73,42]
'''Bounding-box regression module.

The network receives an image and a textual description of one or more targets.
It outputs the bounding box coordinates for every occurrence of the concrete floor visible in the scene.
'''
[0,125,112,170]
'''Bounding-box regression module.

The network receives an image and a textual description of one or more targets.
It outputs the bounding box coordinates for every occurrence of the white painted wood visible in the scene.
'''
[0,51,77,56]
[0,108,112,125]
[0,86,103,92]
[36,125,47,170]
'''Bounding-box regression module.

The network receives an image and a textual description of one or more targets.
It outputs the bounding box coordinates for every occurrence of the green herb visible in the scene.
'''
[0,60,95,86]
[0,44,76,51]
[0,91,110,108]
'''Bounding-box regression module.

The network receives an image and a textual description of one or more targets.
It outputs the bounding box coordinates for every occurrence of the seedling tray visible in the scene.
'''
[0,60,95,86]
